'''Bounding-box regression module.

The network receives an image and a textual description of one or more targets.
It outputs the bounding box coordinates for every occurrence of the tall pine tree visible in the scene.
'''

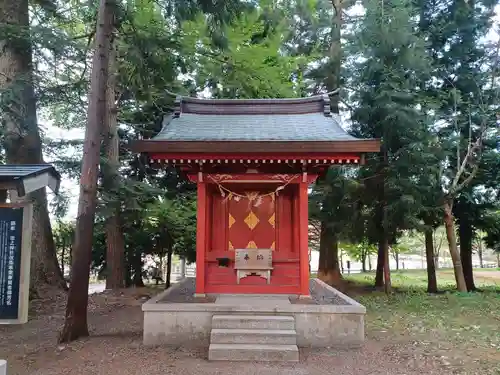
[350,0,431,292]
[417,0,499,291]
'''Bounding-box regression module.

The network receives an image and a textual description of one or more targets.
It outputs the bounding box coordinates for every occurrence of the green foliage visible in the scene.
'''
[349,0,432,245]
[310,167,362,242]
[180,7,313,98]
[144,196,197,263]
[340,241,377,262]
[483,210,500,252]
[53,220,75,274]
[27,0,246,281]
[417,0,500,261]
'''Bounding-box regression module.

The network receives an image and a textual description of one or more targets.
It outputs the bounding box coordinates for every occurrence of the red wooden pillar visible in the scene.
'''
[298,182,310,297]
[195,182,207,296]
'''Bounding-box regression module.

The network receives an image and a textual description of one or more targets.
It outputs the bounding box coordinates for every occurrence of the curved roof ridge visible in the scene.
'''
[179,95,326,104]
[176,94,332,116]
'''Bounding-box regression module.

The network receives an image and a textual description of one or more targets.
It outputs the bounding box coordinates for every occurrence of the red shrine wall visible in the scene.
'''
[204,184,300,294]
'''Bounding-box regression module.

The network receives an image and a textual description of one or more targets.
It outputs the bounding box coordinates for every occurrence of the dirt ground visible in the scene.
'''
[0,287,481,375]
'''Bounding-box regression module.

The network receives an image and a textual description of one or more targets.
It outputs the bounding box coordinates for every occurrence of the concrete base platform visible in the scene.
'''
[142,278,365,349]
[208,343,299,362]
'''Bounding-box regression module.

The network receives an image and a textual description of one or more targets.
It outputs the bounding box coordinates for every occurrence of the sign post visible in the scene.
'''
[0,203,33,324]
[0,164,60,325]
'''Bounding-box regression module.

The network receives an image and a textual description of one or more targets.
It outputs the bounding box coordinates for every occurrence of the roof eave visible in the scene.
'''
[129,139,381,154]
[0,164,61,196]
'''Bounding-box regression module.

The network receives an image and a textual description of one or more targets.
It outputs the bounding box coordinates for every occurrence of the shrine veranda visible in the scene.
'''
[132,95,379,353]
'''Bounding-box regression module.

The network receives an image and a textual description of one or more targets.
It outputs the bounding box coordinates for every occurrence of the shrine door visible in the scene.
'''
[228,192,276,252]
[205,186,300,294]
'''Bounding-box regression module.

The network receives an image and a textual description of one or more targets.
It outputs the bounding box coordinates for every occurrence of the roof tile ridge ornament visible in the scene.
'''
[174,96,182,118]
[323,94,331,117]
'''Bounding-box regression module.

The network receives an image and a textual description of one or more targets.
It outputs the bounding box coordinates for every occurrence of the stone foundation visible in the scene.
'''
[142,278,365,348]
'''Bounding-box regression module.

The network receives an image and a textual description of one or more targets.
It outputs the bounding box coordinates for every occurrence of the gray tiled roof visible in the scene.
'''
[153,112,358,142]
[0,164,59,181]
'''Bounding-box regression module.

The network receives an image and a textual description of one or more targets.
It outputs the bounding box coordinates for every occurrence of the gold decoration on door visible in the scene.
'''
[228,214,236,229]
[246,241,258,249]
[244,211,259,230]
[268,213,275,228]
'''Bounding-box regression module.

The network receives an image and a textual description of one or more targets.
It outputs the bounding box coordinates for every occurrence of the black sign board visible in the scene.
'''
[0,207,23,320]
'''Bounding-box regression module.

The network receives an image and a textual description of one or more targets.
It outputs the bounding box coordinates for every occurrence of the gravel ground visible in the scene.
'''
[290,279,348,305]
[159,278,347,305]
[1,300,453,375]
[157,278,215,303]
[309,278,348,305]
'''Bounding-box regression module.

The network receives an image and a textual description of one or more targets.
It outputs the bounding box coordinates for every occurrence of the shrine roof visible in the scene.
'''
[0,164,60,182]
[131,95,380,154]
[0,164,60,196]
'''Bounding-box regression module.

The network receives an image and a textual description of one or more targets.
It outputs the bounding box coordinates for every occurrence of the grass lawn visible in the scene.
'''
[472,267,500,271]
[343,270,500,374]
[346,268,500,289]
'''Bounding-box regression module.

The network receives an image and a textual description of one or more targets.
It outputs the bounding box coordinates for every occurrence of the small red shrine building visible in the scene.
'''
[132,95,379,297]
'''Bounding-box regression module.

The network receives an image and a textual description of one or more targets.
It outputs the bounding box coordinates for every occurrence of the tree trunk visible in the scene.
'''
[158,254,164,281]
[433,229,444,269]
[443,198,467,292]
[374,176,385,287]
[368,255,372,271]
[394,252,399,271]
[361,251,367,273]
[60,243,66,277]
[103,40,125,290]
[340,250,344,273]
[380,150,391,293]
[124,257,132,288]
[105,215,125,289]
[180,258,186,278]
[165,248,172,289]
[319,0,342,278]
[375,241,384,287]
[477,241,483,268]
[59,0,115,343]
[317,221,342,285]
[132,251,144,287]
[0,0,67,295]
[458,216,476,291]
[69,241,74,277]
[424,228,438,293]
[381,236,391,293]
[328,0,342,113]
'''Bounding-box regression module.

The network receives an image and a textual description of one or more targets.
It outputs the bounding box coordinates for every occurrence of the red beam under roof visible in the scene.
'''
[148,153,362,161]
